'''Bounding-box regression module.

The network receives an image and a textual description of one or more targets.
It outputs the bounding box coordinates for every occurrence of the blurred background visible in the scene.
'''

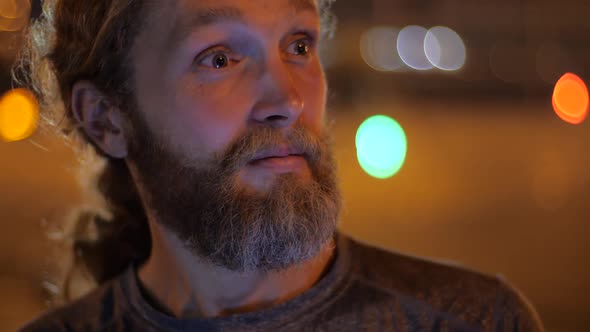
[1,0,589,331]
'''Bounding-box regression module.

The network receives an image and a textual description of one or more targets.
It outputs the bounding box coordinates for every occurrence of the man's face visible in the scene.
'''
[132,0,328,192]
[124,0,341,272]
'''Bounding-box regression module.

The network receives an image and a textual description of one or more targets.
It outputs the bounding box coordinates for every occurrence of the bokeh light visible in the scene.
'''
[0,88,39,142]
[0,0,30,32]
[552,73,589,125]
[424,26,466,71]
[397,25,433,71]
[355,115,407,179]
[360,26,405,72]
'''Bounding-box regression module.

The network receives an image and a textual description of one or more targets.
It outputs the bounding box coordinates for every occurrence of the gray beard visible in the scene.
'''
[127,113,342,273]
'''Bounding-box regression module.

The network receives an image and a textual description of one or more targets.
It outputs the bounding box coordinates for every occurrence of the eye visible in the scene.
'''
[212,53,229,69]
[293,40,310,56]
[288,37,314,57]
[195,48,239,70]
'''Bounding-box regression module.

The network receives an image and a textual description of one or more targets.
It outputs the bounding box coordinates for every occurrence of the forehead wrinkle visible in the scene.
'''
[167,6,245,50]
[186,6,244,28]
[150,0,321,60]
[172,0,316,43]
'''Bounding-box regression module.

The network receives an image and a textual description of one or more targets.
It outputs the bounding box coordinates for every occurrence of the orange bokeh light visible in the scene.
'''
[0,88,39,142]
[552,73,589,124]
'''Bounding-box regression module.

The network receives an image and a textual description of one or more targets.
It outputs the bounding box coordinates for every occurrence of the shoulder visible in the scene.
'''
[18,278,123,332]
[492,277,545,331]
[342,235,544,331]
[346,235,501,302]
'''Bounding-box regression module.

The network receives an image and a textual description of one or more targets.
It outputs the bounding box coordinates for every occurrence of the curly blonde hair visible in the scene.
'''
[13,0,337,302]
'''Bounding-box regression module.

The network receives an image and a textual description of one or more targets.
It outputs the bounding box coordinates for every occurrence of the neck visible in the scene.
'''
[138,222,335,319]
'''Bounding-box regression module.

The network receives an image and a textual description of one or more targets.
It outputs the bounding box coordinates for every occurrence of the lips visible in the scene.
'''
[249,146,305,163]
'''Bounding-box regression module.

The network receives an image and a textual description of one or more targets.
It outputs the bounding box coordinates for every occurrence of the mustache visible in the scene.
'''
[216,124,325,171]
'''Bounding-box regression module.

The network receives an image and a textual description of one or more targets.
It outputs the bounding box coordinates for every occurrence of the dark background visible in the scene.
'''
[1,0,589,331]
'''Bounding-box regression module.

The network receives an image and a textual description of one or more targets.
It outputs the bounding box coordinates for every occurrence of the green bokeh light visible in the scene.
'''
[355,115,407,179]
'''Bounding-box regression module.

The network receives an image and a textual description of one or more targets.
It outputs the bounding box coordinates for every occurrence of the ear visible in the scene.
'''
[71,81,128,158]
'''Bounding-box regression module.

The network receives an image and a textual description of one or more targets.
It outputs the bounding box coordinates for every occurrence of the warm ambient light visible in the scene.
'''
[355,115,407,179]
[552,73,589,125]
[0,0,31,31]
[0,88,39,142]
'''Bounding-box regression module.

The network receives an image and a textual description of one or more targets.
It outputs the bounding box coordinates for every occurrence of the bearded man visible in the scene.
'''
[18,0,543,331]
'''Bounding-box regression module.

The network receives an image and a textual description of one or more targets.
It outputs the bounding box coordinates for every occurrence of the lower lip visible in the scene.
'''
[249,155,307,173]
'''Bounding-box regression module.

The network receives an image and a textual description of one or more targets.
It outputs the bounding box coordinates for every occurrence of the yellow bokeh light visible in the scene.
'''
[0,88,39,142]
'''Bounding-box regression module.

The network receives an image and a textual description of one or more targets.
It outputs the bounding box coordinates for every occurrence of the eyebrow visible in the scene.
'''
[170,1,318,47]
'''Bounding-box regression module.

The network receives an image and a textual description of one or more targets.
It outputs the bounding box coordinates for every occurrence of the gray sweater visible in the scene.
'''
[20,233,544,331]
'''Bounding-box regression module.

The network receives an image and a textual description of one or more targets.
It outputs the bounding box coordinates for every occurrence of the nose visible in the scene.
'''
[250,58,305,129]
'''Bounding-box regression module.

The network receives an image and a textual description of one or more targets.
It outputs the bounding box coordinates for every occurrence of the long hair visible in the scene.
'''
[13,0,337,303]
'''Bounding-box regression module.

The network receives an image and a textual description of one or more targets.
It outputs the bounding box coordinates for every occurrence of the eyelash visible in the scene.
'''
[194,33,317,71]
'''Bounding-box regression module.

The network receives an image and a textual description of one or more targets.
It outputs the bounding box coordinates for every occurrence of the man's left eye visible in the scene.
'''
[288,38,312,57]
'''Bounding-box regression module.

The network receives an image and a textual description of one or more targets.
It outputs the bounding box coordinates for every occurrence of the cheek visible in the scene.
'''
[297,63,327,132]
[168,78,254,155]
[134,54,252,158]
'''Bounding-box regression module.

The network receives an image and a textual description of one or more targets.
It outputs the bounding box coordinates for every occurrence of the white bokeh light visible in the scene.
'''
[360,26,405,72]
[424,26,466,71]
[397,25,433,71]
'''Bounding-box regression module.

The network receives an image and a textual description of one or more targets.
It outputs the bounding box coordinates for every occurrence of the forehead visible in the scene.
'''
[136,0,320,54]
[143,0,318,34]
[168,0,317,15]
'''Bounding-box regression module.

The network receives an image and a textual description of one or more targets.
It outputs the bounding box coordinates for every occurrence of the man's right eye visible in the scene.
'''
[212,54,229,69]
[195,48,239,70]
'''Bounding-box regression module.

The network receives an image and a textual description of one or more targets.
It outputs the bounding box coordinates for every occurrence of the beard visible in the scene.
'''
[125,108,341,273]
